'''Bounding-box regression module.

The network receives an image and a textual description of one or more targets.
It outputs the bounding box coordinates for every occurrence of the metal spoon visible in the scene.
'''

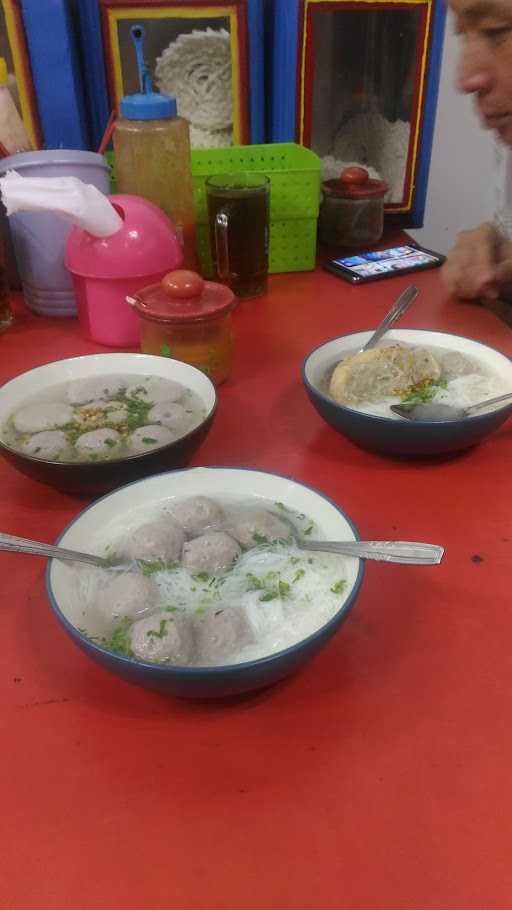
[390,390,512,422]
[0,532,443,567]
[298,539,444,565]
[358,285,419,353]
[0,532,109,568]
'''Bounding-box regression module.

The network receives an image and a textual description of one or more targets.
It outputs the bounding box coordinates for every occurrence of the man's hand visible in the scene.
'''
[442,222,512,300]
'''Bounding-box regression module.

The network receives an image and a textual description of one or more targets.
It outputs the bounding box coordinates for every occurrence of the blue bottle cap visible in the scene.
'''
[120,92,177,120]
[121,23,178,120]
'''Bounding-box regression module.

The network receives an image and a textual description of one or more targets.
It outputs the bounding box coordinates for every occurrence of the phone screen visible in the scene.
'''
[332,245,441,279]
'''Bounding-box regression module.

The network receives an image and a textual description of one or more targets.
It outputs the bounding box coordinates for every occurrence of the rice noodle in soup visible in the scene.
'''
[75,495,353,667]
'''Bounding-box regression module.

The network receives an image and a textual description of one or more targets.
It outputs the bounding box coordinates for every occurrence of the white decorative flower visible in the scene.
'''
[493,140,512,239]
[189,124,233,149]
[155,28,233,135]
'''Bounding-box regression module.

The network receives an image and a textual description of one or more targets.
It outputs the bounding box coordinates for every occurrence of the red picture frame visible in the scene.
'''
[296,0,432,213]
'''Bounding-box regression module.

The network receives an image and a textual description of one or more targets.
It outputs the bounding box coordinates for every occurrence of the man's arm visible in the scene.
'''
[442,222,512,300]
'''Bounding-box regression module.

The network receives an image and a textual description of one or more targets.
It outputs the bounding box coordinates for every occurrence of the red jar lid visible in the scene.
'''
[128,270,236,325]
[322,166,387,200]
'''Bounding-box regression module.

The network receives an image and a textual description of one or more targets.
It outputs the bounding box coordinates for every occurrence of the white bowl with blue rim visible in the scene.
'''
[303,329,512,456]
[0,353,217,494]
[46,466,364,698]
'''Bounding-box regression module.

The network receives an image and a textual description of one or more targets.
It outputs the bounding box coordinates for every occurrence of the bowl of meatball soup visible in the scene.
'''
[46,467,364,698]
[303,329,512,456]
[0,353,217,493]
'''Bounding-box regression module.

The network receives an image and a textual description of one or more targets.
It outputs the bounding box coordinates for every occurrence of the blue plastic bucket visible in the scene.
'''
[0,150,110,317]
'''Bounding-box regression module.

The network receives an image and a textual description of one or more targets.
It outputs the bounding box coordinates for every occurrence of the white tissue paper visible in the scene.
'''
[0,170,122,237]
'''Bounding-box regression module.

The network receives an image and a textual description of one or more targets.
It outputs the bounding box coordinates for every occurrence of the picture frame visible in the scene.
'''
[271,0,447,227]
[0,0,42,149]
[76,0,265,149]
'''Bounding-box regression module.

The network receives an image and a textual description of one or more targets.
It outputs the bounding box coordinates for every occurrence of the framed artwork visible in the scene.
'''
[271,0,447,227]
[75,0,265,150]
[0,0,42,149]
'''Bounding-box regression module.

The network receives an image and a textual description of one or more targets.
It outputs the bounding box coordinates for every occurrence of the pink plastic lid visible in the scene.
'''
[65,193,184,279]
[130,270,236,325]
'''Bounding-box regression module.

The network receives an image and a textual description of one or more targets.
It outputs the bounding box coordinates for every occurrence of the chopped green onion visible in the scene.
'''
[330,579,346,594]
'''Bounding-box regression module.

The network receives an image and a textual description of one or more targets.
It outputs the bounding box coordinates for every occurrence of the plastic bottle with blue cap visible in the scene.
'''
[113,25,197,268]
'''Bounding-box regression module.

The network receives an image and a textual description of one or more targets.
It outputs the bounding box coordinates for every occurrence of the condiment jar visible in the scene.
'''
[127,270,236,385]
[318,166,388,249]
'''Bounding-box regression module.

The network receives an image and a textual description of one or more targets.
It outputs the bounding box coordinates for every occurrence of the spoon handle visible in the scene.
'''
[362,285,419,352]
[465,390,512,415]
[300,539,444,565]
[0,532,108,568]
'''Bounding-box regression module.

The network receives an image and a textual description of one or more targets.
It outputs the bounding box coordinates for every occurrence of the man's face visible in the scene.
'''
[451,0,512,144]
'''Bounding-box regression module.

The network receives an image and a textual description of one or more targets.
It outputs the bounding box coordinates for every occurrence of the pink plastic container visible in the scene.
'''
[65,194,184,346]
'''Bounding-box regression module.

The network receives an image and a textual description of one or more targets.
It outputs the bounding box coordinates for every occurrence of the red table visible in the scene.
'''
[1,269,512,910]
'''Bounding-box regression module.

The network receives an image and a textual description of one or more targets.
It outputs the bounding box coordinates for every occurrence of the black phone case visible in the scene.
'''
[323,244,446,285]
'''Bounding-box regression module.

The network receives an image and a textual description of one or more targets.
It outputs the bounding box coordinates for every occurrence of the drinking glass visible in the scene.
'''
[206,172,270,298]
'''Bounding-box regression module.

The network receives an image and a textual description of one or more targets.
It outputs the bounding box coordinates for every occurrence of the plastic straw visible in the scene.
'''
[97,110,116,156]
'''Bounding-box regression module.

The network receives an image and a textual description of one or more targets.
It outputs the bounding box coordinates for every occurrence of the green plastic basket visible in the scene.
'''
[191,143,321,275]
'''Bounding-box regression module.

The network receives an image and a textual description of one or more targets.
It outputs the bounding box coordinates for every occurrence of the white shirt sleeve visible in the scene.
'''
[494,140,512,238]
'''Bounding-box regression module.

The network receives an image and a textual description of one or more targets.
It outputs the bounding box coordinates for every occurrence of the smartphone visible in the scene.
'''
[323,243,446,284]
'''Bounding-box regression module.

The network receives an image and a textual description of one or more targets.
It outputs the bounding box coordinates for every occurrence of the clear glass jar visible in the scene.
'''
[129,270,236,385]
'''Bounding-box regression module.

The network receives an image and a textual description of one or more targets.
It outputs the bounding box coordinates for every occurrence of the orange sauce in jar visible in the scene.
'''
[129,270,236,385]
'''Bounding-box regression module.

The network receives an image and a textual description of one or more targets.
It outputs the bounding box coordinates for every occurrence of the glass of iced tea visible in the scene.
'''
[206,172,270,298]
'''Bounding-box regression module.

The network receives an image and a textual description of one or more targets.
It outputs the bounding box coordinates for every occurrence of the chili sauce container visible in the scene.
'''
[127,270,236,385]
[318,167,388,249]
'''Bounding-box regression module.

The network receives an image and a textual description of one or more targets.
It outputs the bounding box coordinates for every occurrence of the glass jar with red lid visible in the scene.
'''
[318,166,388,249]
[127,270,236,385]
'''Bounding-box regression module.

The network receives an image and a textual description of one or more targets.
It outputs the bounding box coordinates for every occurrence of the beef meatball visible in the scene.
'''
[124,519,185,564]
[170,496,224,534]
[75,428,122,459]
[329,345,413,404]
[128,425,174,454]
[13,403,74,433]
[147,401,187,431]
[410,347,442,385]
[66,377,125,405]
[230,510,292,548]
[103,402,129,425]
[21,430,71,461]
[130,611,194,664]
[195,606,253,664]
[96,571,158,620]
[441,351,475,381]
[182,532,241,574]
[126,377,183,405]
